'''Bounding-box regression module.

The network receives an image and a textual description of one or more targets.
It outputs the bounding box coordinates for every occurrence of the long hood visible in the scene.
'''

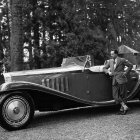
[3,65,83,83]
[3,65,105,84]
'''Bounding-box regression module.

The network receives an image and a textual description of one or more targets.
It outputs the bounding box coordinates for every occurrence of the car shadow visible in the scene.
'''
[27,102,140,129]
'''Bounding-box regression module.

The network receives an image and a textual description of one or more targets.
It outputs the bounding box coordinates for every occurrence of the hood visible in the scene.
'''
[3,65,83,83]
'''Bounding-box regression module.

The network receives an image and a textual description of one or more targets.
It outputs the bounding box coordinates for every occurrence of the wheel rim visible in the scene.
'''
[2,96,30,127]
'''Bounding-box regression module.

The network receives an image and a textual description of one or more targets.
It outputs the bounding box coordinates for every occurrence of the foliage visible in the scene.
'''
[0,0,140,71]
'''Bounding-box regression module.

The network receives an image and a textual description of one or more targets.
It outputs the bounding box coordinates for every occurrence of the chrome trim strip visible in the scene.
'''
[65,77,69,91]
[46,79,50,88]
[52,79,55,89]
[56,78,59,91]
[60,77,64,92]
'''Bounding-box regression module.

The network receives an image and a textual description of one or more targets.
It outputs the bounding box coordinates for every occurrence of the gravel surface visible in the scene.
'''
[1,103,140,140]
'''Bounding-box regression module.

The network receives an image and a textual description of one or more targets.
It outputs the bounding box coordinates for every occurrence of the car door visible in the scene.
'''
[68,72,90,101]
[87,72,113,102]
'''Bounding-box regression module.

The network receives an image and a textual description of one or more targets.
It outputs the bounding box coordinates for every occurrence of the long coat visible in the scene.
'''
[103,57,133,85]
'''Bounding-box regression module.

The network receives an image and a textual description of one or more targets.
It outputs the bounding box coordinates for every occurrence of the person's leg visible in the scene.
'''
[119,84,128,111]
[112,84,120,104]
[113,83,128,114]
[112,84,123,112]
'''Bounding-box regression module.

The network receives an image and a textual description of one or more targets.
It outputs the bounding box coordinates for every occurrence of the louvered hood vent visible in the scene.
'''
[42,75,69,92]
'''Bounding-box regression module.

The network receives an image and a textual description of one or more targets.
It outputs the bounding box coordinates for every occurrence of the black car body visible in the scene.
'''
[0,56,140,131]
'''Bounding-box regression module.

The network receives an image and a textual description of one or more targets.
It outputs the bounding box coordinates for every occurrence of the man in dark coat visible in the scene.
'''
[103,50,133,115]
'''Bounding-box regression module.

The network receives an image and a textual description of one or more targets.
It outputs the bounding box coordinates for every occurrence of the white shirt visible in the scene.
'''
[114,57,118,69]
[108,57,118,75]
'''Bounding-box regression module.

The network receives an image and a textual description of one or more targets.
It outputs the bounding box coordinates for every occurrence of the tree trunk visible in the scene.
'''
[0,9,3,60]
[0,25,4,60]
[6,0,11,50]
[10,0,24,71]
[32,0,41,69]
[108,22,118,49]
[28,40,33,69]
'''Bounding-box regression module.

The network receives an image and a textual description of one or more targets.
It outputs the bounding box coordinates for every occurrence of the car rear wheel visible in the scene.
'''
[0,93,34,131]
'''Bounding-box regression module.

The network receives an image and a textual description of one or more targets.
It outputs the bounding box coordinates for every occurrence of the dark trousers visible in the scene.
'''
[113,83,127,104]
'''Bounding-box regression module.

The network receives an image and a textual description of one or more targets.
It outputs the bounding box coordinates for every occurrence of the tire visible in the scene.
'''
[0,92,35,131]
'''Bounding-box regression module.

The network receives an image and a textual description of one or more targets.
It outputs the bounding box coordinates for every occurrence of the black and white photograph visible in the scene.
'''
[0,0,140,139]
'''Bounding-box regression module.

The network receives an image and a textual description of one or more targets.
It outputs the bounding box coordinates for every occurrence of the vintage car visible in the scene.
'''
[0,55,140,131]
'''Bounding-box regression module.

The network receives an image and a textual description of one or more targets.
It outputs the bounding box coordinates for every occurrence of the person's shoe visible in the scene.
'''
[120,106,124,111]
[122,109,128,115]
[117,110,123,115]
[117,109,128,115]
[123,106,129,111]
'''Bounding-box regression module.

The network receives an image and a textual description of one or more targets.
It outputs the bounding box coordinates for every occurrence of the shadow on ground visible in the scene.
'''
[28,102,140,129]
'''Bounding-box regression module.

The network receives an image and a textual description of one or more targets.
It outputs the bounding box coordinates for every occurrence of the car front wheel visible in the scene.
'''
[0,93,34,131]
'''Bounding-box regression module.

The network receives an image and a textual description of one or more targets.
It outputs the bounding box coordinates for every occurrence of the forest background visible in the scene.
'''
[0,0,140,72]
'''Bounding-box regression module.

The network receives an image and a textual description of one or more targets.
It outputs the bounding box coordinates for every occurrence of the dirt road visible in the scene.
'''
[1,103,140,140]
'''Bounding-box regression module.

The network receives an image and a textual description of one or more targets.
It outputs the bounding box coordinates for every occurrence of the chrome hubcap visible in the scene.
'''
[2,96,30,127]
[13,107,20,115]
[6,100,25,121]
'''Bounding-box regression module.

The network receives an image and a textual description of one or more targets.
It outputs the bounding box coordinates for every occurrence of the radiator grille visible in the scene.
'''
[42,76,69,92]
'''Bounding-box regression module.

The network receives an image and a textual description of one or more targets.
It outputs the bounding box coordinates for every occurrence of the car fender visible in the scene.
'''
[0,81,93,107]
[0,81,116,106]
[128,75,140,100]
